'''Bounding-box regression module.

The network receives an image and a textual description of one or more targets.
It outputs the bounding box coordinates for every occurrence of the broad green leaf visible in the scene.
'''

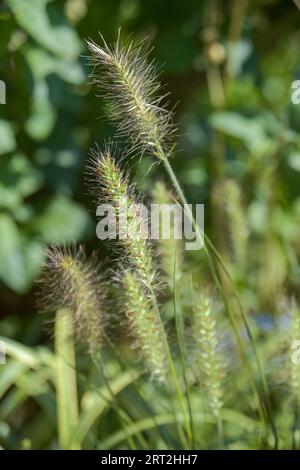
[0,214,25,292]
[24,46,85,85]
[210,112,273,156]
[0,154,43,211]
[0,214,44,292]
[25,79,56,140]
[31,194,93,243]
[0,120,16,155]
[288,152,300,172]
[226,40,252,77]
[7,0,81,59]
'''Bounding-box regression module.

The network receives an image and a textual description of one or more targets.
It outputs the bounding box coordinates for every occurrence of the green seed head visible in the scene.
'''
[38,246,105,357]
[123,270,167,381]
[87,35,175,160]
[88,147,156,288]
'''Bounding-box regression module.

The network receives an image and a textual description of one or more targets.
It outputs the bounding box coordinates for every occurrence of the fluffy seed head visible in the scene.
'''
[87,147,156,288]
[123,270,167,380]
[192,293,225,417]
[38,246,105,356]
[87,35,175,159]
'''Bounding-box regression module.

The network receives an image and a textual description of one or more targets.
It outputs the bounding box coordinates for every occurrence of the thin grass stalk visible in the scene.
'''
[173,252,195,448]
[147,283,191,448]
[54,308,80,450]
[91,351,141,450]
[102,335,170,447]
[123,269,189,447]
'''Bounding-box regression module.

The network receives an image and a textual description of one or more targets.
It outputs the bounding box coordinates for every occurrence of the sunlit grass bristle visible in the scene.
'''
[87,35,175,159]
[122,270,167,381]
[38,245,106,356]
[87,146,156,289]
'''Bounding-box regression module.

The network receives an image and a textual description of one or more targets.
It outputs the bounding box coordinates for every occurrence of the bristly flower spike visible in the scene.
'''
[87,34,175,160]
[87,148,171,382]
[87,146,156,289]
[38,246,105,357]
[123,270,167,381]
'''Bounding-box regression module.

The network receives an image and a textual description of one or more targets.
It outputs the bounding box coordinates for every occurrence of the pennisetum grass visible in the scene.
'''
[33,32,284,450]
[122,270,167,381]
[38,245,106,449]
[87,146,192,446]
[39,245,105,357]
[87,147,155,288]
[87,33,175,160]
[87,33,278,445]
[39,246,145,449]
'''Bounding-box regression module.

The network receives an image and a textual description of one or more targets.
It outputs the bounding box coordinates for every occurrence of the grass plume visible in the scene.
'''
[87,35,174,159]
[123,270,167,380]
[38,246,105,357]
[87,146,155,289]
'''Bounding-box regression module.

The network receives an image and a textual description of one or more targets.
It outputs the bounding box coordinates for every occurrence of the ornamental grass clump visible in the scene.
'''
[85,33,277,444]
[87,147,172,381]
[38,246,105,357]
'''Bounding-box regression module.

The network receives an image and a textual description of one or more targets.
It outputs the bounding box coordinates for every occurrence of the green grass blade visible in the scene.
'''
[54,309,80,450]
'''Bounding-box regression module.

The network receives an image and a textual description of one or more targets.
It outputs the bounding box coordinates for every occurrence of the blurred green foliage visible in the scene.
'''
[0,0,300,450]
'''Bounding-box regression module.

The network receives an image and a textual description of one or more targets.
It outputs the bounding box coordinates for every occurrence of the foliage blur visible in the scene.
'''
[0,0,300,450]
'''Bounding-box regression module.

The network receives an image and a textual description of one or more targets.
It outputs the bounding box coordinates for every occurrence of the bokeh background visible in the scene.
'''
[0,0,300,449]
